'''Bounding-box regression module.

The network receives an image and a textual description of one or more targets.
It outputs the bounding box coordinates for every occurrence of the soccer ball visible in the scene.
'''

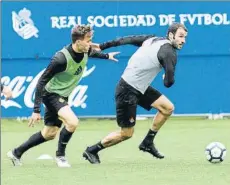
[205,142,227,163]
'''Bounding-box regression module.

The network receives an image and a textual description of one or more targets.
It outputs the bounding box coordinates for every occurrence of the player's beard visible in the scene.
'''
[171,40,179,49]
[171,39,183,50]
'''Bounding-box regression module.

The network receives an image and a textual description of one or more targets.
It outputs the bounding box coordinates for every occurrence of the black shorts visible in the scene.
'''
[42,90,68,128]
[115,78,162,128]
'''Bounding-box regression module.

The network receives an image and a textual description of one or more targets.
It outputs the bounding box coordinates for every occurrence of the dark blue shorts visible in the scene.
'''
[42,90,68,128]
[115,78,162,128]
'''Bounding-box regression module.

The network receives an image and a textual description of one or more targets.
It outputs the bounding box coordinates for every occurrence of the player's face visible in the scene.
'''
[171,27,187,50]
[77,32,93,53]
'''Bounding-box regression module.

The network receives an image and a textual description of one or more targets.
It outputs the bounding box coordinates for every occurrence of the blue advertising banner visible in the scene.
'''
[2,1,230,117]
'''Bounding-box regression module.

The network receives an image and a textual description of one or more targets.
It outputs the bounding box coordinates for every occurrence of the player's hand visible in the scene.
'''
[2,86,13,100]
[90,43,101,51]
[28,112,41,127]
[108,52,120,62]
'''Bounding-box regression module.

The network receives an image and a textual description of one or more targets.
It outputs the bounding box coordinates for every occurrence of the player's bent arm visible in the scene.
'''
[162,67,175,88]
[33,52,67,113]
[157,43,177,88]
[99,34,155,50]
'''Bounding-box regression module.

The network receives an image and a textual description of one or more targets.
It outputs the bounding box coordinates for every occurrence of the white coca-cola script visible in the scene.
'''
[1,65,96,109]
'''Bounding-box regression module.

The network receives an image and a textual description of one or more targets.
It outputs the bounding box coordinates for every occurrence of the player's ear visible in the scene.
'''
[168,32,174,41]
[75,40,81,45]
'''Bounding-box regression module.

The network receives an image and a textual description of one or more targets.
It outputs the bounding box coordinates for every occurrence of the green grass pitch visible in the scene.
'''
[1,118,230,185]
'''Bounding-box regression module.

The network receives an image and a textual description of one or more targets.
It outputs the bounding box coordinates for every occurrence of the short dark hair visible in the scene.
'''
[71,24,93,43]
[167,22,188,37]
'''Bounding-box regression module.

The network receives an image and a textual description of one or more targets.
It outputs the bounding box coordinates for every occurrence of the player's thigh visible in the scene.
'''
[138,86,162,111]
[43,93,69,128]
[116,102,137,128]
[115,79,139,128]
[44,107,63,128]
[151,95,174,115]
[57,105,79,127]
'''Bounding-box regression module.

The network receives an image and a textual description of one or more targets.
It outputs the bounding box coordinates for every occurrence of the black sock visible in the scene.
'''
[14,131,47,158]
[142,129,158,145]
[87,141,105,154]
[56,127,73,157]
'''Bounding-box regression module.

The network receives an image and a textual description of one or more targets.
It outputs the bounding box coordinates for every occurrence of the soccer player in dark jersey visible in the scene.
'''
[7,24,120,167]
[83,23,188,164]
[1,84,13,100]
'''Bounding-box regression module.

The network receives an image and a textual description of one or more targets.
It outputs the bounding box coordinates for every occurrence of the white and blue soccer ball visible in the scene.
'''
[205,142,227,163]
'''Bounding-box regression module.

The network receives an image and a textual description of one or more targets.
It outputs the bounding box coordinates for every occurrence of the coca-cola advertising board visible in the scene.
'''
[2,2,230,117]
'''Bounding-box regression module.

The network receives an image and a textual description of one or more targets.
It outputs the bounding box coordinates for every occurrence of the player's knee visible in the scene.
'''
[163,103,175,116]
[65,117,79,132]
[45,133,56,140]
[121,134,132,140]
[167,103,175,115]
[42,128,58,140]
[120,127,134,140]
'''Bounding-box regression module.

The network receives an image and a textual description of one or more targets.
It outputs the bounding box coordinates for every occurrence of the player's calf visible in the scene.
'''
[83,127,134,164]
[138,95,173,159]
[56,106,79,159]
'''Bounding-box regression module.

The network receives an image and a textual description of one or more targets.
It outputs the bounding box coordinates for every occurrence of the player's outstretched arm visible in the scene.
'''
[99,34,156,50]
[88,48,120,62]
